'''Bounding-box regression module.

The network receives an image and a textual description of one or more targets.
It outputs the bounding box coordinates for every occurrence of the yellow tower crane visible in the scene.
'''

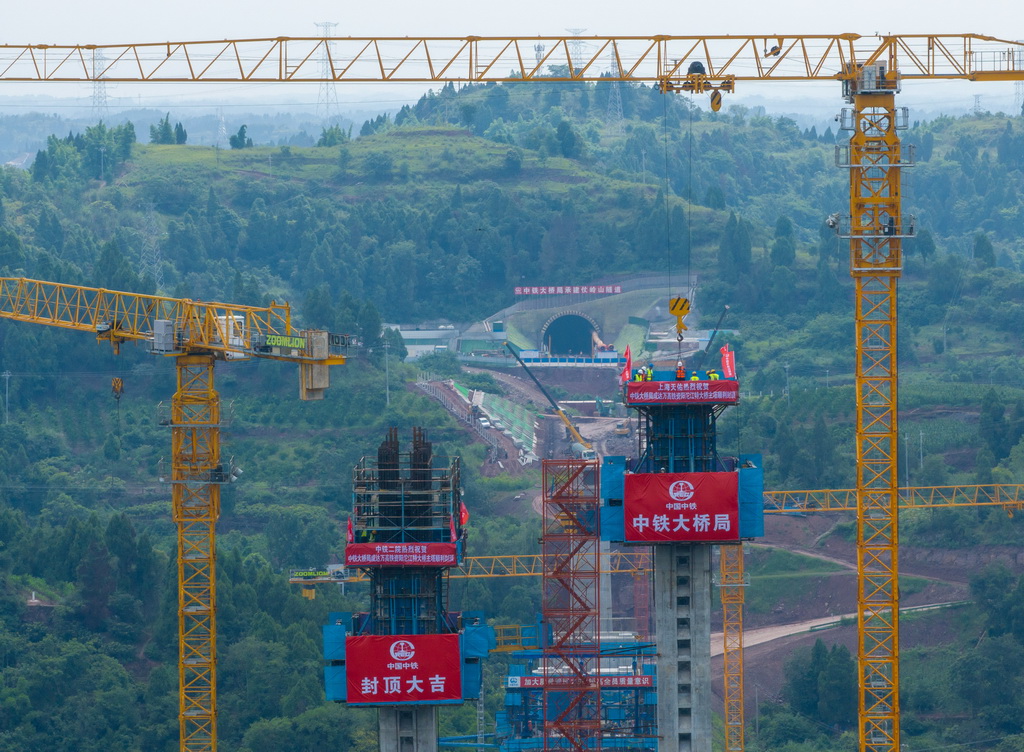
[0,277,346,752]
[292,481,1024,752]
[5,32,1024,752]
[718,483,1024,752]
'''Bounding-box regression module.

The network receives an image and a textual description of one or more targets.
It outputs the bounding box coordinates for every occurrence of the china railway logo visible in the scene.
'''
[668,480,695,501]
[389,640,416,661]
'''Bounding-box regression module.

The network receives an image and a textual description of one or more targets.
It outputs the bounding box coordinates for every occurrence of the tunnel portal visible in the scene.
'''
[541,313,603,357]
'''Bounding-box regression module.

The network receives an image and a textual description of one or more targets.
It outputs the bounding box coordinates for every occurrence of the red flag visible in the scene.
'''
[346,517,355,544]
[450,516,458,542]
[720,344,736,379]
[618,345,632,385]
[459,501,470,525]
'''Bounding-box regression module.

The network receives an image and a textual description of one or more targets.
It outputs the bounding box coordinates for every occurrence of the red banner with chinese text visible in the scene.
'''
[625,380,739,404]
[514,284,622,295]
[624,472,739,543]
[344,542,457,567]
[720,345,736,379]
[507,675,654,688]
[346,634,462,704]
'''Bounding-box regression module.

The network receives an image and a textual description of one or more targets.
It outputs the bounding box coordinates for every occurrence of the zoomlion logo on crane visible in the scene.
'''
[266,334,307,349]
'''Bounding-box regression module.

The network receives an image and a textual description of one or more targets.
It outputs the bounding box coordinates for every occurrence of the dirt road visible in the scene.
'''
[710,601,962,657]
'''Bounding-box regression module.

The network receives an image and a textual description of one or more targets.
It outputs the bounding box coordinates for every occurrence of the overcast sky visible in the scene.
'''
[2,1,1023,118]
[3,0,1020,41]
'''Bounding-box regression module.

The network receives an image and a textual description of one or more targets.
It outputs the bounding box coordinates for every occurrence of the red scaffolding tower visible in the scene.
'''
[541,459,602,752]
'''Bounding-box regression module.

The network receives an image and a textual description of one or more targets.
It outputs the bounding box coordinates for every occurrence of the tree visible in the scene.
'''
[782,639,856,729]
[174,121,188,144]
[76,539,116,629]
[718,212,740,282]
[980,390,1010,460]
[952,634,1024,732]
[504,147,523,175]
[357,302,383,353]
[974,232,996,268]
[383,326,408,361]
[816,644,856,727]
[704,184,726,209]
[556,120,582,158]
[229,125,253,149]
[910,228,937,260]
[783,638,828,717]
[149,114,174,145]
[364,152,394,181]
[35,205,65,252]
[770,236,796,267]
[316,125,349,147]
[770,215,796,266]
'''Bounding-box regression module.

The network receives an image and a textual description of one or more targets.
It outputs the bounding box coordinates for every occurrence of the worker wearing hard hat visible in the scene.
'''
[708,369,721,380]
[676,362,686,380]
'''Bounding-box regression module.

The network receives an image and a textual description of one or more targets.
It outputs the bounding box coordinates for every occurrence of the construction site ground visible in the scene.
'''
[709,511,979,715]
[435,364,991,718]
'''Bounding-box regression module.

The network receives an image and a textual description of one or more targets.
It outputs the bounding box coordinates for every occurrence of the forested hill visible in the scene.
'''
[3,82,1024,751]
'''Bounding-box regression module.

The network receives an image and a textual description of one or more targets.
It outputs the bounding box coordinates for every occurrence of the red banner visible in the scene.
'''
[618,345,632,385]
[625,380,739,404]
[624,472,739,543]
[514,285,622,295]
[507,675,654,688]
[344,542,458,567]
[347,634,462,704]
[720,345,736,379]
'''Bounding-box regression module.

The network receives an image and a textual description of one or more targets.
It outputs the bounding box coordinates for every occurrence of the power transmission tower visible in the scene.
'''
[606,48,624,135]
[315,22,340,124]
[217,111,227,149]
[91,50,109,121]
[565,28,587,63]
[139,204,165,291]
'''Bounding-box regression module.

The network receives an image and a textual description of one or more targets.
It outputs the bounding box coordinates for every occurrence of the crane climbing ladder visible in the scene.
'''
[0,277,347,752]
[8,30,1024,752]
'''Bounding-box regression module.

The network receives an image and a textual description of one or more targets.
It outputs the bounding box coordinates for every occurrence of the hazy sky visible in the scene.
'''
[4,0,1021,41]
[2,1,1023,117]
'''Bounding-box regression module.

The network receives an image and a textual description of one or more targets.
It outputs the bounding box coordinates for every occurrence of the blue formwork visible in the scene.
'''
[496,638,658,752]
[599,447,765,543]
[322,618,494,704]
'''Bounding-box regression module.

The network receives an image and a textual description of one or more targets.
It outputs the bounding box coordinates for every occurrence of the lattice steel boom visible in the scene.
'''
[9,31,1024,752]
[0,34,1022,84]
[0,277,346,752]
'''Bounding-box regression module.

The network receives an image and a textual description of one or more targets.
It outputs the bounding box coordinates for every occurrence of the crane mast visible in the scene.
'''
[6,31,1024,752]
[842,67,906,752]
[0,277,346,752]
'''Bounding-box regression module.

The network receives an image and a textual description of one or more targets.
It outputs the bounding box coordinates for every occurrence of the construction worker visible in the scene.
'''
[708,368,720,380]
[676,361,686,380]
[645,365,654,381]
[689,370,701,381]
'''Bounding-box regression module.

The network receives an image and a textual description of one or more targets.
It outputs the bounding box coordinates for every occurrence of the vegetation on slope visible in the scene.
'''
[2,81,1024,749]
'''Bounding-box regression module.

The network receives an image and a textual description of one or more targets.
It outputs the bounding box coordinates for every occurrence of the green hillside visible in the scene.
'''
[2,82,1024,750]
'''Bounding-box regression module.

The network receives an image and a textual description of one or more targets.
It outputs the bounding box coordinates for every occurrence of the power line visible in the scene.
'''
[314,22,340,125]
